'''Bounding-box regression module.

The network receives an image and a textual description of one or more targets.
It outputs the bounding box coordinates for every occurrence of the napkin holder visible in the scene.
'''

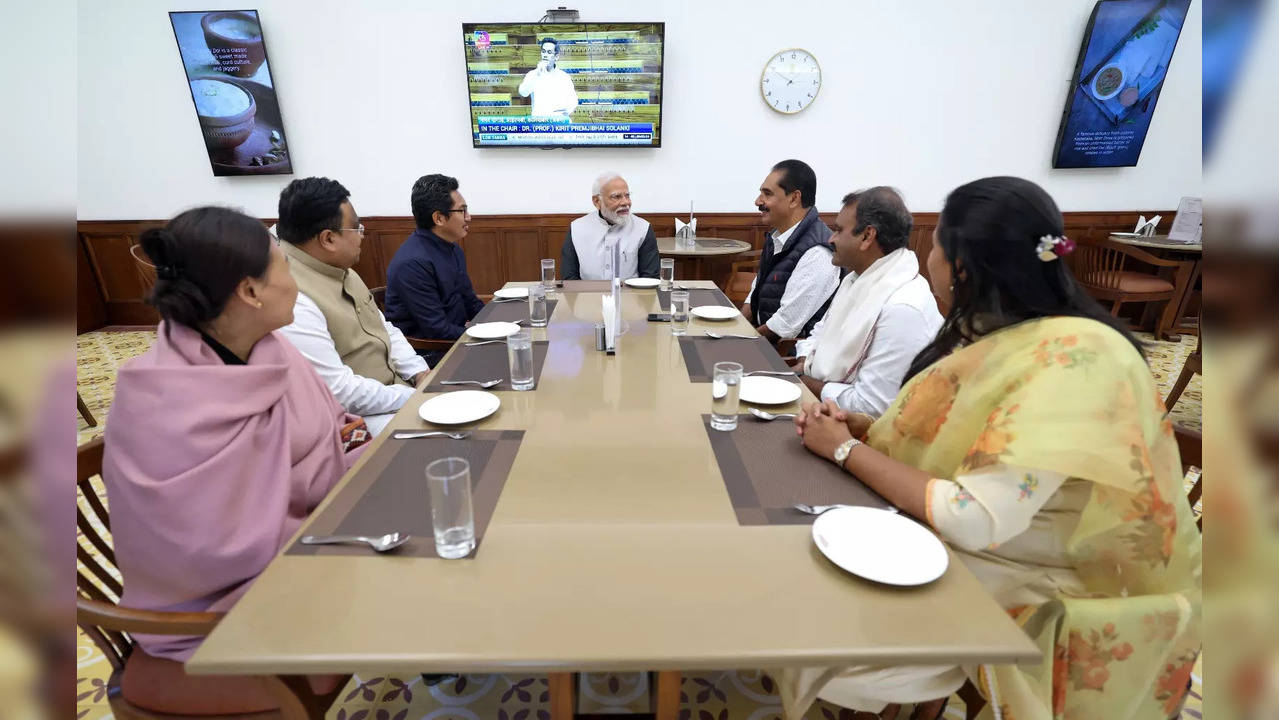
[1133,214,1162,237]
[675,217,697,247]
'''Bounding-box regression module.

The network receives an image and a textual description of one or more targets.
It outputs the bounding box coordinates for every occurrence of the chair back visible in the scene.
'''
[1067,238,1129,292]
[370,286,386,311]
[76,438,223,672]
[725,249,762,304]
[1172,425,1202,531]
[129,243,157,297]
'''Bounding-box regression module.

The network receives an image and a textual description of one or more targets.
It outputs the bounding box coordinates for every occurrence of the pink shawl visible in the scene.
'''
[103,321,363,661]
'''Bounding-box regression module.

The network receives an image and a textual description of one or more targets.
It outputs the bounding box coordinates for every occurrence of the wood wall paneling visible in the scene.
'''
[76,210,1173,332]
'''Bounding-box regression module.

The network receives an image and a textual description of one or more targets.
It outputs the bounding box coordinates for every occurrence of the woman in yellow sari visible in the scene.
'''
[783,177,1201,720]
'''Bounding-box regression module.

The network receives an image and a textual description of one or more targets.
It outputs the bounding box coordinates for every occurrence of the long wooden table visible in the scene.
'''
[187,281,1039,716]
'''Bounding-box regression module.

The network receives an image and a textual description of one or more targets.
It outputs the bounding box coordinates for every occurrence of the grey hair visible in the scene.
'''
[592,172,625,197]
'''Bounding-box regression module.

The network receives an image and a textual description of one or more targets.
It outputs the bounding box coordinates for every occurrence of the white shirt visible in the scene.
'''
[746,220,841,339]
[279,292,429,435]
[518,67,578,117]
[795,282,943,417]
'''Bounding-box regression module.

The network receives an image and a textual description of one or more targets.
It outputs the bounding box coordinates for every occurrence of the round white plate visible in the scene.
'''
[493,287,529,299]
[739,375,801,405]
[691,305,739,321]
[418,390,500,425]
[812,506,949,586]
[624,277,661,289]
[1091,63,1124,101]
[466,321,522,339]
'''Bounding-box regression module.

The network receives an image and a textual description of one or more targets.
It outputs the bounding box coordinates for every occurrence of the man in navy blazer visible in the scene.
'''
[384,174,485,360]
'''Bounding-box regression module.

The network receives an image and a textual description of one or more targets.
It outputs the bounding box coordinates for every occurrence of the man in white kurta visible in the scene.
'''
[517,37,578,118]
[794,187,942,417]
[562,173,660,280]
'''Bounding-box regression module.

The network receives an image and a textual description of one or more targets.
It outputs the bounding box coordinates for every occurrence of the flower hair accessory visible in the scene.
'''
[1036,234,1076,262]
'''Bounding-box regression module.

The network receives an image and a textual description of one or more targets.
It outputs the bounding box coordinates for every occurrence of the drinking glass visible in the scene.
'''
[528,284,548,328]
[507,330,534,391]
[426,457,475,559]
[659,258,675,291]
[540,258,556,289]
[670,290,690,336]
[710,361,742,431]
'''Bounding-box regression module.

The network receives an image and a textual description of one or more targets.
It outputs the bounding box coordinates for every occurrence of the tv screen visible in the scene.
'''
[462,23,665,148]
[1051,0,1190,168]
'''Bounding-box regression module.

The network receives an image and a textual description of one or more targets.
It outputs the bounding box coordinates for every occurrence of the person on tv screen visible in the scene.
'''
[517,37,578,118]
[562,172,659,281]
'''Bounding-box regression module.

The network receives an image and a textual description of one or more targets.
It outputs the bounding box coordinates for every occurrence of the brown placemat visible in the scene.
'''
[561,280,612,292]
[701,416,889,525]
[424,341,549,392]
[287,430,524,558]
[678,336,796,383]
[657,287,734,311]
[472,298,558,324]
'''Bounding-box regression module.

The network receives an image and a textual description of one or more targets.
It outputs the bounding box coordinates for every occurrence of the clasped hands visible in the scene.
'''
[794,399,874,464]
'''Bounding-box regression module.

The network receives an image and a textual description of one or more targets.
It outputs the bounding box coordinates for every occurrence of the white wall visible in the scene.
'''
[77,0,1201,220]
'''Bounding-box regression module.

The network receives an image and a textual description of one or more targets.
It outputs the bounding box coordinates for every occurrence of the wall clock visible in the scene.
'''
[761,48,821,114]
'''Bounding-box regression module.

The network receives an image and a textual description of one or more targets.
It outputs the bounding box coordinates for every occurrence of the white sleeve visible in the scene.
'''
[823,303,937,417]
[383,311,429,381]
[764,246,840,339]
[277,293,415,418]
[746,273,758,301]
[926,466,1068,552]
[794,310,826,358]
[518,69,538,97]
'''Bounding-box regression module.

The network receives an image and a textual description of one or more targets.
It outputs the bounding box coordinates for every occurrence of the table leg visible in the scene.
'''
[653,671,681,720]
[1157,260,1194,342]
[1171,259,1201,335]
[549,672,575,720]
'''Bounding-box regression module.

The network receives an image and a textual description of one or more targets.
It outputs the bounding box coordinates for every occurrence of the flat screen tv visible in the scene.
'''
[462,22,665,148]
[1051,0,1190,168]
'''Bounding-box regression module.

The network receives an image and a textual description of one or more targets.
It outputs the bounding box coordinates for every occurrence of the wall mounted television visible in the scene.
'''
[462,22,665,148]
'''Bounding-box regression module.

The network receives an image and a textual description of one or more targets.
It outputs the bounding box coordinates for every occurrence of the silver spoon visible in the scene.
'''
[464,340,506,347]
[793,503,898,515]
[704,331,756,340]
[441,379,502,388]
[744,369,797,377]
[490,297,523,303]
[299,532,410,552]
[750,408,796,421]
[391,430,472,440]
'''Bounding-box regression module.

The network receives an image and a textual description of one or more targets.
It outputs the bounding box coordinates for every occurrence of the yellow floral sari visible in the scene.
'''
[797,317,1201,720]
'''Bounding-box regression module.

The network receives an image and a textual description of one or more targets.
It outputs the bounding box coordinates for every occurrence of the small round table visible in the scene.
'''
[656,236,754,289]
[1109,233,1201,339]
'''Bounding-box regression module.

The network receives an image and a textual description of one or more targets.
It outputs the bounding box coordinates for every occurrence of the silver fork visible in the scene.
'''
[440,379,502,388]
[392,430,472,440]
[464,340,506,347]
[704,330,756,340]
[744,369,797,377]
[794,503,899,515]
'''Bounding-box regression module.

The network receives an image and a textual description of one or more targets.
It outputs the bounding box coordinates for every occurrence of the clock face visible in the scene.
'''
[761,48,821,114]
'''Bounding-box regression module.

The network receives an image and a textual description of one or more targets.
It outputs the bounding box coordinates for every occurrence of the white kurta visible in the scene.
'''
[569,213,651,280]
[518,68,578,117]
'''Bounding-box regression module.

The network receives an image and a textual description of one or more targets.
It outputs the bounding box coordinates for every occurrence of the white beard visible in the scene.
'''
[601,207,632,227]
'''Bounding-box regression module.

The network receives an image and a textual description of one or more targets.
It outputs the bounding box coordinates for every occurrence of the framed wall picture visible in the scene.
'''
[1052,0,1191,168]
[169,10,292,176]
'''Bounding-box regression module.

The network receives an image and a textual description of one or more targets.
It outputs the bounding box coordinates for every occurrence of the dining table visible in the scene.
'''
[656,236,754,291]
[1109,233,1202,339]
[186,280,1040,719]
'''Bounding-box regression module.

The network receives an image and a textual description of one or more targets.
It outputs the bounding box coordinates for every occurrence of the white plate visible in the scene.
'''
[738,375,801,405]
[418,390,500,425]
[466,321,522,339]
[1091,63,1124,101]
[691,305,739,321]
[624,277,661,289]
[812,506,949,586]
[493,287,529,299]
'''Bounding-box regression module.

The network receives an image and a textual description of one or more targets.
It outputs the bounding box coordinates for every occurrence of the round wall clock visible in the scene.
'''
[760,48,821,114]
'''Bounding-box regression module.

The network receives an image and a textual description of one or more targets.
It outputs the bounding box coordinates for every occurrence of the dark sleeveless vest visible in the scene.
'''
[748,207,835,337]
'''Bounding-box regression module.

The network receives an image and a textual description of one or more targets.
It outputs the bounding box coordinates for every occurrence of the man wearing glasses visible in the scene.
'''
[384,173,485,361]
[276,177,429,435]
[562,172,659,281]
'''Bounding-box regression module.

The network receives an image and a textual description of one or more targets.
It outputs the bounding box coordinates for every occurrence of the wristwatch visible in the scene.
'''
[832,437,861,467]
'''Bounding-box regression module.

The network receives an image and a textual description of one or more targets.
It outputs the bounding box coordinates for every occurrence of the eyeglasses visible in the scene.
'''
[444,205,469,215]
[337,223,365,236]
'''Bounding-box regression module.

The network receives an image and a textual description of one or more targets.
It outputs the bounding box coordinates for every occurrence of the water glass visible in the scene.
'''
[507,330,534,391]
[659,258,675,291]
[710,361,742,431]
[670,289,690,336]
[426,457,475,559]
[528,284,548,328]
[540,258,556,289]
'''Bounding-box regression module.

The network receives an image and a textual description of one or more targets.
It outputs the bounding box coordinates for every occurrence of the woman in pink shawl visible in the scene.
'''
[103,207,365,712]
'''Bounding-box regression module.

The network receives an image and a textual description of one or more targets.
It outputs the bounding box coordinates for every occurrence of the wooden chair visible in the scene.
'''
[369,286,453,355]
[78,391,97,427]
[1165,334,1201,411]
[724,250,762,306]
[129,243,157,296]
[1173,425,1203,531]
[76,437,349,718]
[1067,238,1192,340]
